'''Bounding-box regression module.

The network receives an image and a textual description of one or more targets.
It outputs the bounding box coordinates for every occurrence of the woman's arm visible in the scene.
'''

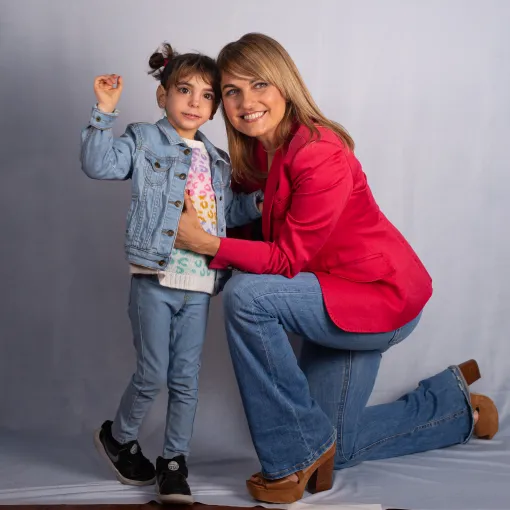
[175,141,353,277]
[211,142,353,276]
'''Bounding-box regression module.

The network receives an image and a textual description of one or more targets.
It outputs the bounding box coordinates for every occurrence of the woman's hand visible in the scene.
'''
[94,74,123,113]
[175,192,221,256]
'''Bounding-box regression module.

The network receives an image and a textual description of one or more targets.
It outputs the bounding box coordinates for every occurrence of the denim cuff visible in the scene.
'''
[449,364,475,443]
[89,104,119,130]
[261,429,336,480]
[247,190,264,220]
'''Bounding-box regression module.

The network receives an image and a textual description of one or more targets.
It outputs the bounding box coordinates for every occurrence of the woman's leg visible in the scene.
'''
[300,343,473,469]
[222,272,473,478]
[222,273,336,479]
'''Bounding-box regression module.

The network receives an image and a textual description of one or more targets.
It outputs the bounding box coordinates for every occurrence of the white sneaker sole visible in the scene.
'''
[93,428,155,486]
[156,488,194,505]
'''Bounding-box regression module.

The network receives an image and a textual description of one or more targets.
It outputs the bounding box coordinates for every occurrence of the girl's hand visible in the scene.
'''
[175,192,221,256]
[94,74,123,113]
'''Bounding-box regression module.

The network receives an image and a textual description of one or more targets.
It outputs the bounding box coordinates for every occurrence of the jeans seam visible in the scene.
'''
[351,408,470,459]
[449,365,475,443]
[387,327,401,346]
[249,287,323,301]
[251,294,314,459]
[336,351,352,463]
[125,279,147,431]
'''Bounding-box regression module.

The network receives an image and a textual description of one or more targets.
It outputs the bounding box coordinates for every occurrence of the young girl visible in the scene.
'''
[80,43,262,504]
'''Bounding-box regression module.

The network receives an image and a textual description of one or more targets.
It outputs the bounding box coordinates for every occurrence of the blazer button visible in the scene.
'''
[179,173,186,180]
[183,148,191,155]
[158,260,166,267]
[165,230,175,237]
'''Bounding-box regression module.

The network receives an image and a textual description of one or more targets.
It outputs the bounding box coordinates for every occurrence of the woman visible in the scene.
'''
[174,33,498,504]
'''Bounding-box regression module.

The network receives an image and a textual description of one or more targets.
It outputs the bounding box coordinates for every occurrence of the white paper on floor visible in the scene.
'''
[289,503,382,510]
[1,430,509,509]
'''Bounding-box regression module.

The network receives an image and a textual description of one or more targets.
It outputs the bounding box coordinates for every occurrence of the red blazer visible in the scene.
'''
[210,124,432,333]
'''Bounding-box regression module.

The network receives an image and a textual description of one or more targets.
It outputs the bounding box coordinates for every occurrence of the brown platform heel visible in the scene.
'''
[471,394,499,439]
[458,359,481,385]
[246,443,336,504]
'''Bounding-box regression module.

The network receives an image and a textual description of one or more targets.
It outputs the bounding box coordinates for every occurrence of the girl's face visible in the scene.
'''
[221,73,286,150]
[157,74,216,139]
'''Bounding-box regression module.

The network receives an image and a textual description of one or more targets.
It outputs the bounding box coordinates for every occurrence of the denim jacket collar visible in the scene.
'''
[156,117,228,165]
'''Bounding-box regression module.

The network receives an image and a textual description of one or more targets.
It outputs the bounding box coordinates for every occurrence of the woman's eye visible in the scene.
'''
[254,82,268,89]
[224,88,238,97]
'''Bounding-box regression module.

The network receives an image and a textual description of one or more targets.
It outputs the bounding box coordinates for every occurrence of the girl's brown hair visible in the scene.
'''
[148,42,221,109]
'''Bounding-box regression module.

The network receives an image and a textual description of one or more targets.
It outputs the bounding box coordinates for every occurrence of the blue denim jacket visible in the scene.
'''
[80,106,262,293]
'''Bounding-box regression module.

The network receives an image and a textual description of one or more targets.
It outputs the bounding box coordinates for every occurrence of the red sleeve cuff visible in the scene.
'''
[209,238,237,270]
[209,237,266,272]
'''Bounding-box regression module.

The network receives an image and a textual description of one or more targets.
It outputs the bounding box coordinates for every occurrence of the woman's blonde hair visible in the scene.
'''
[217,33,354,182]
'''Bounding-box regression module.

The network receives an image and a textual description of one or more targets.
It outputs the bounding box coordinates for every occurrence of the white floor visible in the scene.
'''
[1,430,509,509]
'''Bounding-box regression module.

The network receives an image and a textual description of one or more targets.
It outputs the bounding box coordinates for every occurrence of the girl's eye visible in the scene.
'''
[204,93,214,100]
[178,87,190,94]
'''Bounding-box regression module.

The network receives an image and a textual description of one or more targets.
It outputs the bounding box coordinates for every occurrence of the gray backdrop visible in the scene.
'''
[1,0,509,494]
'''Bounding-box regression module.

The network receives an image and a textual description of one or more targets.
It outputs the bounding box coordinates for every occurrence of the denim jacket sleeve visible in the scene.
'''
[80,105,135,180]
[223,186,264,228]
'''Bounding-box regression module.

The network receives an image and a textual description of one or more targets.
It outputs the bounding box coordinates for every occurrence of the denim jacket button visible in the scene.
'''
[174,200,182,208]
[158,260,166,267]
[183,148,191,155]
[165,230,175,237]
[219,196,223,201]
[179,173,186,180]
[95,116,101,122]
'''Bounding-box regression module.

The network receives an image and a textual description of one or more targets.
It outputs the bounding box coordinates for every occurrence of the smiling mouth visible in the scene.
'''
[182,113,201,119]
[241,111,266,122]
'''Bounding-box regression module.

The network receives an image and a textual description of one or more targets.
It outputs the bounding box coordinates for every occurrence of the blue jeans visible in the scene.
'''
[112,275,210,458]
[222,272,474,479]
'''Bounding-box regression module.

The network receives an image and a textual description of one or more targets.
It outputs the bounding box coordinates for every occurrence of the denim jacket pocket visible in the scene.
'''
[144,152,176,187]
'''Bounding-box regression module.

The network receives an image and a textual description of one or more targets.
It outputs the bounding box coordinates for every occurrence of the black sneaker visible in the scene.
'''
[93,420,155,486]
[156,455,194,504]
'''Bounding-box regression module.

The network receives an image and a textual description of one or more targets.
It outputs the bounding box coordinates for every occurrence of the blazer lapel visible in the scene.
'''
[262,148,282,241]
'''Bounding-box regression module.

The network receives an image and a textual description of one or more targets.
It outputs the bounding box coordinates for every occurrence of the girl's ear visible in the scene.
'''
[156,84,167,109]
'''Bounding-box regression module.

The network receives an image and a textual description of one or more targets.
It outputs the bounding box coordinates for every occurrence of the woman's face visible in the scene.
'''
[221,73,287,149]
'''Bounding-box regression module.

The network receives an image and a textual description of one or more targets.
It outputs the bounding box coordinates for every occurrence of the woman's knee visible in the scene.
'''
[222,272,262,314]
